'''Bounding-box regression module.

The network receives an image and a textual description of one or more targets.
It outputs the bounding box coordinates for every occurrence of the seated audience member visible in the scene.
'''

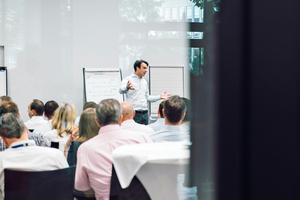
[29,100,59,146]
[181,98,191,132]
[75,101,97,126]
[150,95,189,142]
[25,99,47,131]
[120,102,154,134]
[64,108,99,166]
[0,96,12,105]
[0,101,19,151]
[75,99,152,200]
[43,103,77,153]
[147,100,166,132]
[0,113,68,200]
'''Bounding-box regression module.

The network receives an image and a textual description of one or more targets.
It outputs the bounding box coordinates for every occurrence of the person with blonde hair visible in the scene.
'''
[43,103,77,153]
[64,107,99,166]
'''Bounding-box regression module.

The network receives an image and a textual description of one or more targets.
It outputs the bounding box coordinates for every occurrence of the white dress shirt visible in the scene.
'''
[150,125,189,142]
[147,118,165,132]
[121,119,154,135]
[0,140,68,200]
[43,129,70,153]
[29,119,53,146]
[119,74,161,111]
[24,116,47,130]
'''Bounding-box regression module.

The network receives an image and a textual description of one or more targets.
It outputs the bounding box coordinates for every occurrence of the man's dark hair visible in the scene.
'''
[164,95,186,123]
[0,113,26,139]
[96,99,122,127]
[44,100,59,119]
[0,101,19,114]
[0,95,12,102]
[30,99,44,116]
[159,101,166,118]
[83,101,97,111]
[182,97,191,121]
[133,59,148,72]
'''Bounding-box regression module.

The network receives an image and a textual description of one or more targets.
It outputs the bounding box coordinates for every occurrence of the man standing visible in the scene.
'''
[75,99,152,200]
[120,101,154,135]
[150,95,189,142]
[119,59,171,125]
[25,99,47,131]
[0,113,69,200]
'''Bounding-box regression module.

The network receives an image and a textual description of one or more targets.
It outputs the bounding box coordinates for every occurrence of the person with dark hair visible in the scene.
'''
[24,99,47,131]
[75,98,152,200]
[150,95,189,142]
[75,101,97,126]
[30,100,59,146]
[147,100,166,132]
[119,59,171,125]
[181,97,191,132]
[0,101,19,115]
[0,113,68,200]
[0,101,20,152]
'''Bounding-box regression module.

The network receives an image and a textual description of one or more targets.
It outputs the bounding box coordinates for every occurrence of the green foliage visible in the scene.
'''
[190,0,204,9]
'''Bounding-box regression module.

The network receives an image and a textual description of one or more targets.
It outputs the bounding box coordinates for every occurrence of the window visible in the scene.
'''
[172,7,178,21]
[164,8,170,21]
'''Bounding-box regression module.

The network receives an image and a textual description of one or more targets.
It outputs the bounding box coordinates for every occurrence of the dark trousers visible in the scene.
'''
[133,111,149,125]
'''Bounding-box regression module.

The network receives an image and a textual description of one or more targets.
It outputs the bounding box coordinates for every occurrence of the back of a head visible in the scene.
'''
[158,101,166,118]
[96,99,121,127]
[164,95,186,124]
[0,95,12,104]
[52,103,77,136]
[182,97,191,122]
[77,108,99,143]
[121,102,133,120]
[0,101,19,114]
[83,101,97,111]
[0,113,25,139]
[31,99,44,116]
[44,100,59,119]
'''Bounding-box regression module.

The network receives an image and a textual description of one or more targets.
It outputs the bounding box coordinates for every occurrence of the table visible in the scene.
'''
[112,141,191,200]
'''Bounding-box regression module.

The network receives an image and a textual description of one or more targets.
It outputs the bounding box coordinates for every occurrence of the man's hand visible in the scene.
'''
[126,80,135,90]
[160,92,171,100]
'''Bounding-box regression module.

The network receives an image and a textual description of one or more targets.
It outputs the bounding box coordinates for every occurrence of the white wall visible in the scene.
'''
[0,0,188,121]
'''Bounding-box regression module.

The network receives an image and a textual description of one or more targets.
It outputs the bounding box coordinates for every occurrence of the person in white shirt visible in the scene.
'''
[147,100,166,132]
[150,95,189,142]
[43,103,77,153]
[120,101,154,135]
[24,99,47,131]
[119,59,171,125]
[30,100,59,146]
[0,113,69,200]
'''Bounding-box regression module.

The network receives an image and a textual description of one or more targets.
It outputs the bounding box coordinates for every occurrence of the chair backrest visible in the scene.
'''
[50,141,59,149]
[110,165,151,200]
[4,165,76,200]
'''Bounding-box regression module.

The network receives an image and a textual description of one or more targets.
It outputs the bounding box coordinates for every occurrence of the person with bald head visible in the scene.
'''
[120,102,154,135]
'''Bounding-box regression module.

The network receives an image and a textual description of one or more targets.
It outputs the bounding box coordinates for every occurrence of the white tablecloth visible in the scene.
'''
[112,141,190,189]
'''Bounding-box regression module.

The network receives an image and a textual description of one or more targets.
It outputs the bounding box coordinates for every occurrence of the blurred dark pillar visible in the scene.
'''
[190,0,300,200]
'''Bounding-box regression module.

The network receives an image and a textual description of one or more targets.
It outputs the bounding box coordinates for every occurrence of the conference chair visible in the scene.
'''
[4,165,75,200]
[110,165,151,200]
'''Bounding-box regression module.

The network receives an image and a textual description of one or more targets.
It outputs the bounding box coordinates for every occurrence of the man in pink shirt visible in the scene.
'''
[75,99,152,200]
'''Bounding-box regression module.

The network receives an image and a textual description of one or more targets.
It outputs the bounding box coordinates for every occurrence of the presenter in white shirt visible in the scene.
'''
[119,59,171,125]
